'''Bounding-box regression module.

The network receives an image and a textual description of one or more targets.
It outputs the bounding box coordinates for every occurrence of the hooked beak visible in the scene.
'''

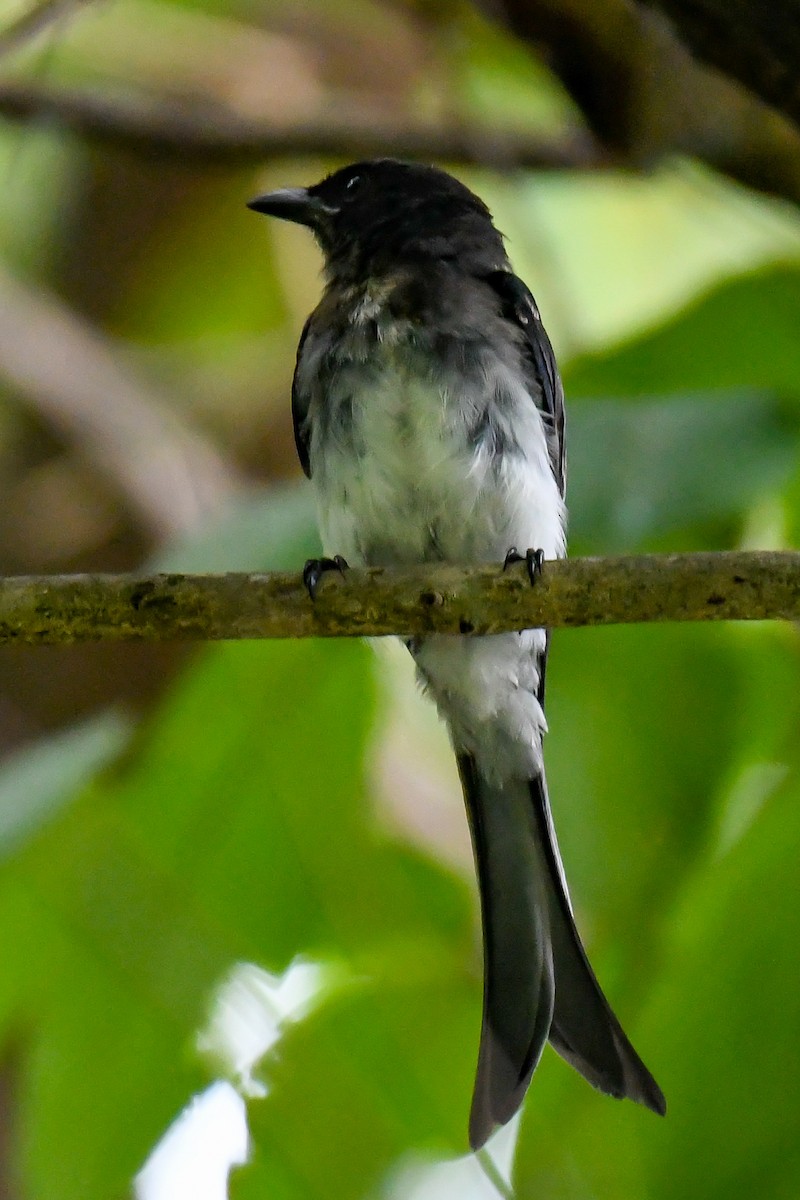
[246,187,336,229]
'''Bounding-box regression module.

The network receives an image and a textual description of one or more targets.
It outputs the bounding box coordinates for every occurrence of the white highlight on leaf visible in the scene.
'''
[136,958,329,1200]
[134,1082,248,1200]
[198,959,328,1097]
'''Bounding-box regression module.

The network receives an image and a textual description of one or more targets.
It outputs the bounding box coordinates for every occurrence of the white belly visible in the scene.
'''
[310,352,565,570]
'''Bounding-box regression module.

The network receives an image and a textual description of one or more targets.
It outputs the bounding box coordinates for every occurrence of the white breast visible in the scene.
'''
[305,298,565,769]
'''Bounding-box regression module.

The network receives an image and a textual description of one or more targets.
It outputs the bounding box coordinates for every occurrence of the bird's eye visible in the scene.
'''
[345,174,362,195]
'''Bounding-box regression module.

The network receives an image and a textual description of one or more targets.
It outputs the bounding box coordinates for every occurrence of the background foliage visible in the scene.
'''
[0,1,800,1197]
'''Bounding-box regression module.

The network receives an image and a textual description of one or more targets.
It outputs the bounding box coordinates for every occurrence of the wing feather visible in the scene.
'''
[484,270,565,497]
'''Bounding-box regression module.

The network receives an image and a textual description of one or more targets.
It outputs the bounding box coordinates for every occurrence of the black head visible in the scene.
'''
[248,159,507,282]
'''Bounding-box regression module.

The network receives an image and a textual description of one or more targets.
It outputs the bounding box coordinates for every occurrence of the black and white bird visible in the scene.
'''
[248,159,665,1148]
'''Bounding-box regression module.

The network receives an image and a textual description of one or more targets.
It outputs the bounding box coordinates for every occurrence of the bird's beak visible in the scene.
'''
[246,187,336,229]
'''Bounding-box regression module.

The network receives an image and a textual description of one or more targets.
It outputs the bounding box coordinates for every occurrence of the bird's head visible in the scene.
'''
[248,159,506,283]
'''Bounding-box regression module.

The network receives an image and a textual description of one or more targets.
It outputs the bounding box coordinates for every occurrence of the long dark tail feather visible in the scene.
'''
[458,755,555,1149]
[457,755,665,1150]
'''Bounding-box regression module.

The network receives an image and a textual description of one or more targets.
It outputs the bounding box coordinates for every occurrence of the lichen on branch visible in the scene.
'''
[1,551,798,646]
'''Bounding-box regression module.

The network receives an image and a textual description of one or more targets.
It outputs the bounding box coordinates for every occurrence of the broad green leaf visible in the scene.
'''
[115,638,469,966]
[515,725,800,1200]
[21,938,208,1200]
[640,757,800,1200]
[502,172,800,354]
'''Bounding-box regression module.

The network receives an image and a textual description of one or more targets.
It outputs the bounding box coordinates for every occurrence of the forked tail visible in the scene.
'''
[457,755,666,1149]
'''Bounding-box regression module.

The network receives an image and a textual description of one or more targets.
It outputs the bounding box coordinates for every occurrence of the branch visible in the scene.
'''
[1,552,798,646]
[0,81,604,168]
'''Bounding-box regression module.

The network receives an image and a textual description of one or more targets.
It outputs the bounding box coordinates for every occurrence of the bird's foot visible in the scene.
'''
[502,546,545,586]
[302,555,349,601]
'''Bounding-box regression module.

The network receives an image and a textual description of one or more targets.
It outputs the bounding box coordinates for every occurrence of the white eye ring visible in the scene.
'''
[346,175,361,191]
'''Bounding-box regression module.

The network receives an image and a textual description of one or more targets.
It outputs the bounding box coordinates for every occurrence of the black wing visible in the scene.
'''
[484,270,566,497]
[291,315,313,478]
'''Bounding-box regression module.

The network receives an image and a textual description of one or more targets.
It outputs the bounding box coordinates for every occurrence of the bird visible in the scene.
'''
[248,159,665,1149]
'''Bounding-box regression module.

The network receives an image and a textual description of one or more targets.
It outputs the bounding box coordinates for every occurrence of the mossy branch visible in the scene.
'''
[1,551,798,646]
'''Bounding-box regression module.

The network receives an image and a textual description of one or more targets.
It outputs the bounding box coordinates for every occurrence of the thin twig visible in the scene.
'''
[0,551,798,646]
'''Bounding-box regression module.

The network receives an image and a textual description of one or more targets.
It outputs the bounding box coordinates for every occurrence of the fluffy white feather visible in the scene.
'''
[307,290,565,777]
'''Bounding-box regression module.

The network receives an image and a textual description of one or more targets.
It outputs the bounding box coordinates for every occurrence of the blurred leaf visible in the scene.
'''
[564,264,800,398]
[3,631,472,1199]
[546,623,745,985]
[11,790,237,1199]
[232,976,476,1200]
[516,619,800,1196]
[0,711,130,861]
[154,482,319,573]
[454,6,581,133]
[21,937,210,1200]
[781,455,800,547]
[115,638,469,966]
[567,392,799,553]
[515,692,800,1199]
[640,754,800,1200]
[503,171,800,354]
[0,126,74,278]
[112,172,289,342]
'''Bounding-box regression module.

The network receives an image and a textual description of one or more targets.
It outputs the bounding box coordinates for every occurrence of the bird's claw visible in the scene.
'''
[302,555,349,601]
[503,546,544,586]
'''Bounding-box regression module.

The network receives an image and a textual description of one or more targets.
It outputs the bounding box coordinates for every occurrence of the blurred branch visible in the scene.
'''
[1,9,800,207]
[0,268,242,539]
[0,80,604,168]
[491,0,800,205]
[1,551,798,645]
[0,0,93,58]
[636,0,800,130]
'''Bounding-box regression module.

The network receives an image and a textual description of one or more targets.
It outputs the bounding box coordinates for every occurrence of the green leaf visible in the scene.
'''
[564,264,800,399]
[515,620,800,1197]
[640,757,800,1200]
[545,622,745,987]
[232,976,476,1200]
[116,638,469,966]
[567,393,798,553]
[515,734,800,1200]
[7,631,472,1200]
